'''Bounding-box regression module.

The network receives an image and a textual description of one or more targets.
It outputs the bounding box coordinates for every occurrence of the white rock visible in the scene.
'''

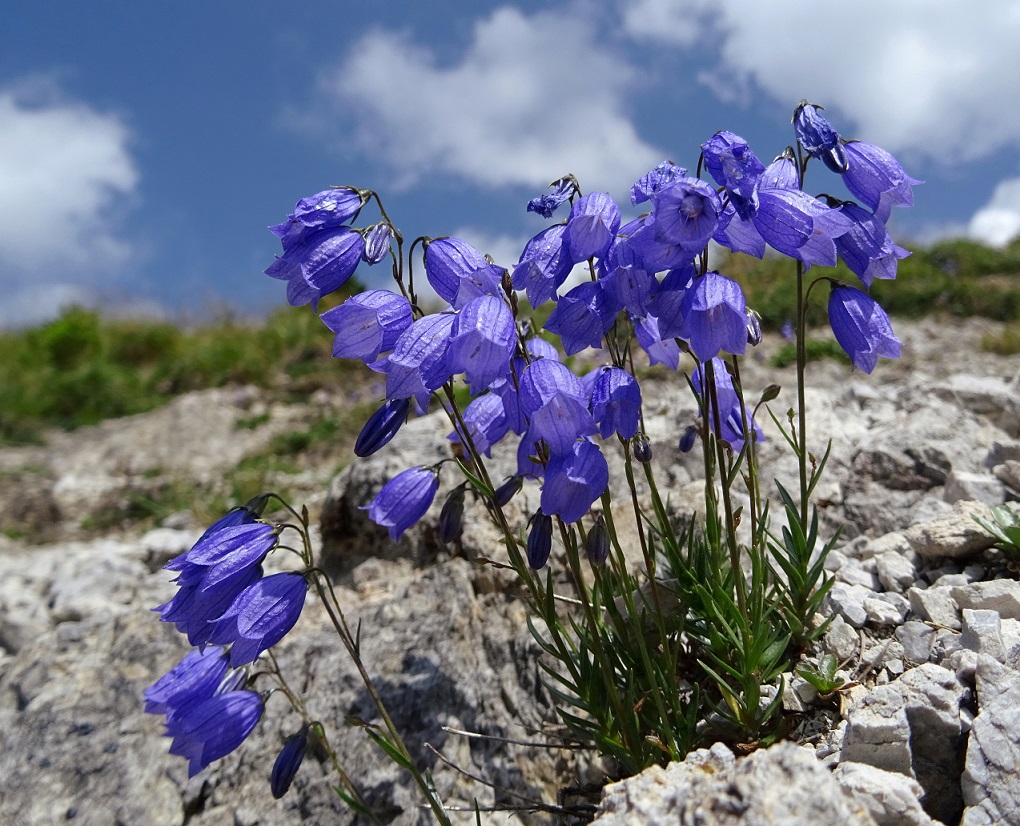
[943,471,1006,506]
[875,552,918,593]
[908,586,961,630]
[895,622,935,664]
[865,597,908,626]
[825,615,861,661]
[905,500,997,560]
[960,609,1006,661]
[828,583,873,628]
[833,761,938,826]
[951,580,1020,620]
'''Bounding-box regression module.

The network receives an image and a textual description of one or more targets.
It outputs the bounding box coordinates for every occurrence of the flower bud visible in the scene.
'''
[527,511,552,570]
[633,437,653,464]
[438,486,466,544]
[679,425,698,453]
[362,223,392,265]
[493,476,523,507]
[354,398,410,458]
[745,309,763,347]
[585,517,610,566]
[270,730,308,799]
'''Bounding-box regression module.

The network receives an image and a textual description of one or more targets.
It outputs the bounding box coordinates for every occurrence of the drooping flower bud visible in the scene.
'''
[585,516,610,566]
[362,223,392,265]
[745,308,763,346]
[527,511,553,570]
[679,425,698,453]
[271,730,308,799]
[438,486,466,544]
[493,475,523,507]
[633,437,652,464]
[354,398,410,457]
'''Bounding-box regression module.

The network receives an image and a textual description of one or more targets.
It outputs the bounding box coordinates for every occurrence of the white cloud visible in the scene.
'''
[968,177,1020,247]
[308,5,665,199]
[0,79,139,325]
[619,0,1020,164]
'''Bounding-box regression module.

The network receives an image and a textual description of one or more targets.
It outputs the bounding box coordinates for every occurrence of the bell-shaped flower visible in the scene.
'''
[354,398,410,458]
[449,295,516,393]
[165,690,264,777]
[622,220,697,273]
[271,731,308,799]
[265,228,366,308]
[701,131,765,220]
[793,102,848,173]
[512,224,574,308]
[650,178,722,251]
[565,192,621,262]
[144,646,230,717]
[448,392,511,458]
[208,572,308,667]
[677,272,748,361]
[544,281,615,355]
[527,511,553,569]
[828,285,901,374]
[192,495,270,547]
[269,188,367,251]
[424,237,503,309]
[527,176,577,218]
[834,201,911,288]
[365,466,440,540]
[631,161,687,205]
[600,264,657,317]
[714,202,766,258]
[383,312,457,410]
[691,359,763,453]
[843,141,922,222]
[541,439,609,524]
[321,290,412,363]
[590,366,641,440]
[633,315,682,370]
[362,223,392,265]
[519,359,597,455]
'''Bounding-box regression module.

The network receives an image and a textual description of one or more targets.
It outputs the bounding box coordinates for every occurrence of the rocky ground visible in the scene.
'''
[0,316,1018,825]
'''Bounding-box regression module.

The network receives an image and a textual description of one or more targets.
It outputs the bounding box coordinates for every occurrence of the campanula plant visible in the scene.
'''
[147,100,917,817]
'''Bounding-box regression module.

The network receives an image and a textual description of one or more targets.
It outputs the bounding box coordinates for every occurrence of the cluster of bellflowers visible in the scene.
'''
[145,494,310,797]
[256,101,917,563]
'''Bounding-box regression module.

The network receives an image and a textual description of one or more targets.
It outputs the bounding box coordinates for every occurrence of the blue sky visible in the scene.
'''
[3,1,1020,327]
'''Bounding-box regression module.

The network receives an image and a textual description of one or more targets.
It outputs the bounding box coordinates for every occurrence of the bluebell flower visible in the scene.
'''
[527,511,553,570]
[519,359,597,455]
[425,237,503,309]
[843,141,922,222]
[383,312,457,410]
[264,228,366,308]
[271,731,308,799]
[321,290,413,363]
[208,572,308,667]
[527,177,577,218]
[633,315,682,370]
[448,393,510,458]
[585,516,610,565]
[355,398,410,458]
[691,359,763,453]
[714,202,766,258]
[544,281,615,355]
[362,223,392,265]
[565,192,621,261]
[828,285,901,373]
[269,188,367,251]
[834,201,911,288]
[512,224,574,308]
[631,161,687,205]
[650,179,722,251]
[144,646,230,716]
[590,366,641,440]
[541,439,609,524]
[678,424,698,453]
[701,131,765,220]
[493,476,524,506]
[600,264,657,316]
[449,295,516,393]
[193,495,270,546]
[166,690,264,777]
[365,466,440,540]
[622,217,698,273]
[678,272,748,361]
[793,102,848,173]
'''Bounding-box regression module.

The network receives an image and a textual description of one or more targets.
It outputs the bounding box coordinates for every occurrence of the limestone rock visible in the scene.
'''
[833,761,938,826]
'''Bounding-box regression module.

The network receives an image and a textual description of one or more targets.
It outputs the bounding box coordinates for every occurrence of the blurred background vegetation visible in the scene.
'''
[2,237,1019,446]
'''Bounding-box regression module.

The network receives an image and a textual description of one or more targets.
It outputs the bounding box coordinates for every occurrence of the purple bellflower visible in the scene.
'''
[424,238,503,309]
[793,102,848,174]
[600,264,657,316]
[365,466,440,540]
[691,359,763,453]
[166,690,264,777]
[383,312,457,410]
[544,281,615,355]
[448,392,511,459]
[512,224,574,308]
[701,131,765,220]
[633,315,682,370]
[828,285,901,373]
[677,272,749,361]
[585,516,610,565]
[650,178,722,251]
[714,202,766,258]
[519,359,598,456]
[208,572,308,667]
[540,439,609,524]
[271,731,308,799]
[448,295,516,393]
[438,486,466,544]
[527,511,553,569]
[843,141,922,222]
[321,290,413,363]
[264,227,365,308]
[527,177,577,218]
[269,187,367,251]
[565,192,621,261]
[193,495,270,546]
[144,646,230,717]
[834,201,911,288]
[631,161,687,205]
[590,366,642,440]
